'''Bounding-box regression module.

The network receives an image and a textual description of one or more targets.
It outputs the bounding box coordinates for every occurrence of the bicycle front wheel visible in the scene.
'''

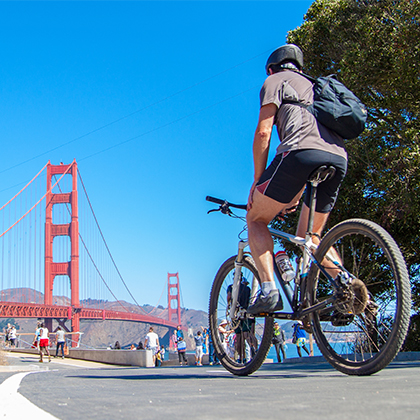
[309,219,411,376]
[209,255,274,376]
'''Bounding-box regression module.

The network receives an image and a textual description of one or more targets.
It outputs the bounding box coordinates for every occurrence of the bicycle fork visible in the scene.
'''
[229,240,249,320]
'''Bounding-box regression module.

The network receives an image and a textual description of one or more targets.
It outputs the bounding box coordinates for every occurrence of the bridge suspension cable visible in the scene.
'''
[76,170,150,315]
[0,164,72,239]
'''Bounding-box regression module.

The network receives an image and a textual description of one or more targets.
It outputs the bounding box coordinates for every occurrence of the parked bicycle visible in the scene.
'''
[207,165,411,376]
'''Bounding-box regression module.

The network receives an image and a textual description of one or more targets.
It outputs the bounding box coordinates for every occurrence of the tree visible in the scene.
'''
[282,0,420,346]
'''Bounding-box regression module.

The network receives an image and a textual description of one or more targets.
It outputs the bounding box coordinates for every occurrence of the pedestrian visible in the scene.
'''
[9,325,17,348]
[55,326,66,359]
[38,322,51,363]
[202,327,209,354]
[246,44,347,315]
[155,345,165,367]
[159,345,165,361]
[293,320,310,357]
[33,321,41,350]
[194,331,204,366]
[227,281,258,363]
[177,337,188,366]
[207,327,217,365]
[137,341,144,350]
[144,326,160,366]
[272,322,286,363]
[218,319,234,357]
[170,329,177,351]
[5,323,11,348]
[176,325,184,342]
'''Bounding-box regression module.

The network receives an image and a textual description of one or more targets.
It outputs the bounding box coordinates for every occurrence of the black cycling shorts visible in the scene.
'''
[256,149,347,213]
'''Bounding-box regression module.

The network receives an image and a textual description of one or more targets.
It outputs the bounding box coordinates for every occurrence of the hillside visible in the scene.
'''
[0,288,208,350]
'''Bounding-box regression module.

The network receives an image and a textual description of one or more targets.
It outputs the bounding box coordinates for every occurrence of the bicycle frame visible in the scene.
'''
[231,226,342,322]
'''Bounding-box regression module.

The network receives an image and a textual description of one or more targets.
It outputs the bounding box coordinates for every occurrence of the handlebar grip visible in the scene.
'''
[206,196,225,205]
[206,196,248,211]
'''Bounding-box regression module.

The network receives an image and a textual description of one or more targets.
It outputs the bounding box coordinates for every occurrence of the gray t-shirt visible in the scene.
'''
[260,70,347,160]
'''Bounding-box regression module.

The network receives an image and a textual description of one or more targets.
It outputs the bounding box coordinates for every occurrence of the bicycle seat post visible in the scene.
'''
[307,181,319,235]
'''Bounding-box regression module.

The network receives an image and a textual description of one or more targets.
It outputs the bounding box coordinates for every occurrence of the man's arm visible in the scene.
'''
[248,103,277,210]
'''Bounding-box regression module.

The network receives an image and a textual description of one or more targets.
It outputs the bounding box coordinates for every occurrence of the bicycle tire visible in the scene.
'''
[308,219,411,376]
[209,255,274,376]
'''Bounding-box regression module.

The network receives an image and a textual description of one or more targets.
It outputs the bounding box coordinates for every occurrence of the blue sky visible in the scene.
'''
[0,1,313,312]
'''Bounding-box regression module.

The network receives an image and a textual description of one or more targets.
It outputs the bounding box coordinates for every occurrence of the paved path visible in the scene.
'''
[1,352,419,419]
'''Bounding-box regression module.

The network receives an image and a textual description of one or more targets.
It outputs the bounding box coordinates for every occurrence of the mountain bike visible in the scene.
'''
[207,165,411,376]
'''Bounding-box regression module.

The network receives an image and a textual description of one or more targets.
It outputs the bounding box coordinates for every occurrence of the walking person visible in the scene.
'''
[170,329,177,351]
[177,337,188,366]
[8,325,17,348]
[38,322,51,363]
[5,323,11,348]
[208,327,216,365]
[194,331,204,366]
[55,326,66,359]
[246,44,347,314]
[202,327,209,354]
[272,322,286,363]
[293,320,310,357]
[144,326,160,366]
[176,325,184,342]
[33,321,41,350]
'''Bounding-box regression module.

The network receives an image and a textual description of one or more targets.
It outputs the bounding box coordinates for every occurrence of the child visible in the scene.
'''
[194,330,204,366]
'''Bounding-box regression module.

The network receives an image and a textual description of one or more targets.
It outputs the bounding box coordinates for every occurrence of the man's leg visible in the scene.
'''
[274,343,281,363]
[296,203,330,240]
[247,189,303,313]
[208,343,214,364]
[280,344,287,360]
[45,345,51,362]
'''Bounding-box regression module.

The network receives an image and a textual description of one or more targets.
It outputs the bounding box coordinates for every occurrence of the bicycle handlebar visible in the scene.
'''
[206,196,247,211]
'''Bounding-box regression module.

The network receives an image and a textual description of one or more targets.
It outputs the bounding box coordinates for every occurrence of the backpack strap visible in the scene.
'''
[280,72,316,108]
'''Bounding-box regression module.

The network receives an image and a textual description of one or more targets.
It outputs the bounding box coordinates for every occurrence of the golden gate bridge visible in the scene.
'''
[0,160,181,346]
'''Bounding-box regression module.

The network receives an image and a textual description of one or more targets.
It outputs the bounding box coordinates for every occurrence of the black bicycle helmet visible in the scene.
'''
[265,44,304,75]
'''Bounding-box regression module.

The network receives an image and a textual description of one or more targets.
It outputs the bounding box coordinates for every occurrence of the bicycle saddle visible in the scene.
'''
[308,165,336,184]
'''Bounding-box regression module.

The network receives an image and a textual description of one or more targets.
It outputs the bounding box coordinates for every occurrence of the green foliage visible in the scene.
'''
[402,315,420,352]
[284,0,420,312]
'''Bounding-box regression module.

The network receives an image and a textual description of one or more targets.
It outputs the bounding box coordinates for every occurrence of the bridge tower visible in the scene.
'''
[167,273,181,326]
[44,160,80,340]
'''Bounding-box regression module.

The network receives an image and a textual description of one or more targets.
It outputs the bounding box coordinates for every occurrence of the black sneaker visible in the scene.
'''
[247,289,283,314]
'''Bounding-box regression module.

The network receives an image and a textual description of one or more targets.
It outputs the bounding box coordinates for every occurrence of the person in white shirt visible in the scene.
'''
[55,326,66,359]
[38,322,51,363]
[9,326,17,348]
[144,327,160,366]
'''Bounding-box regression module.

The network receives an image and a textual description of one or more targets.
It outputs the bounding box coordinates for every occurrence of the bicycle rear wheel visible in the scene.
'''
[309,219,411,376]
[209,255,273,376]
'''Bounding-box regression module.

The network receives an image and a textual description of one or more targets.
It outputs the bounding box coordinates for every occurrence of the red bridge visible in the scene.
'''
[0,161,181,345]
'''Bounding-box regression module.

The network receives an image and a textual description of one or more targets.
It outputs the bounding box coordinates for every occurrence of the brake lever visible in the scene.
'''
[207,208,220,214]
[207,202,232,216]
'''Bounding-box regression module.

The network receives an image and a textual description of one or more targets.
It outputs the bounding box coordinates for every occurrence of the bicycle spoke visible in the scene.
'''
[310,219,410,375]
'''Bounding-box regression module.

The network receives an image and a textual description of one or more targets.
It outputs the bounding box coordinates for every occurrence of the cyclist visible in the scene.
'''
[247,44,348,314]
